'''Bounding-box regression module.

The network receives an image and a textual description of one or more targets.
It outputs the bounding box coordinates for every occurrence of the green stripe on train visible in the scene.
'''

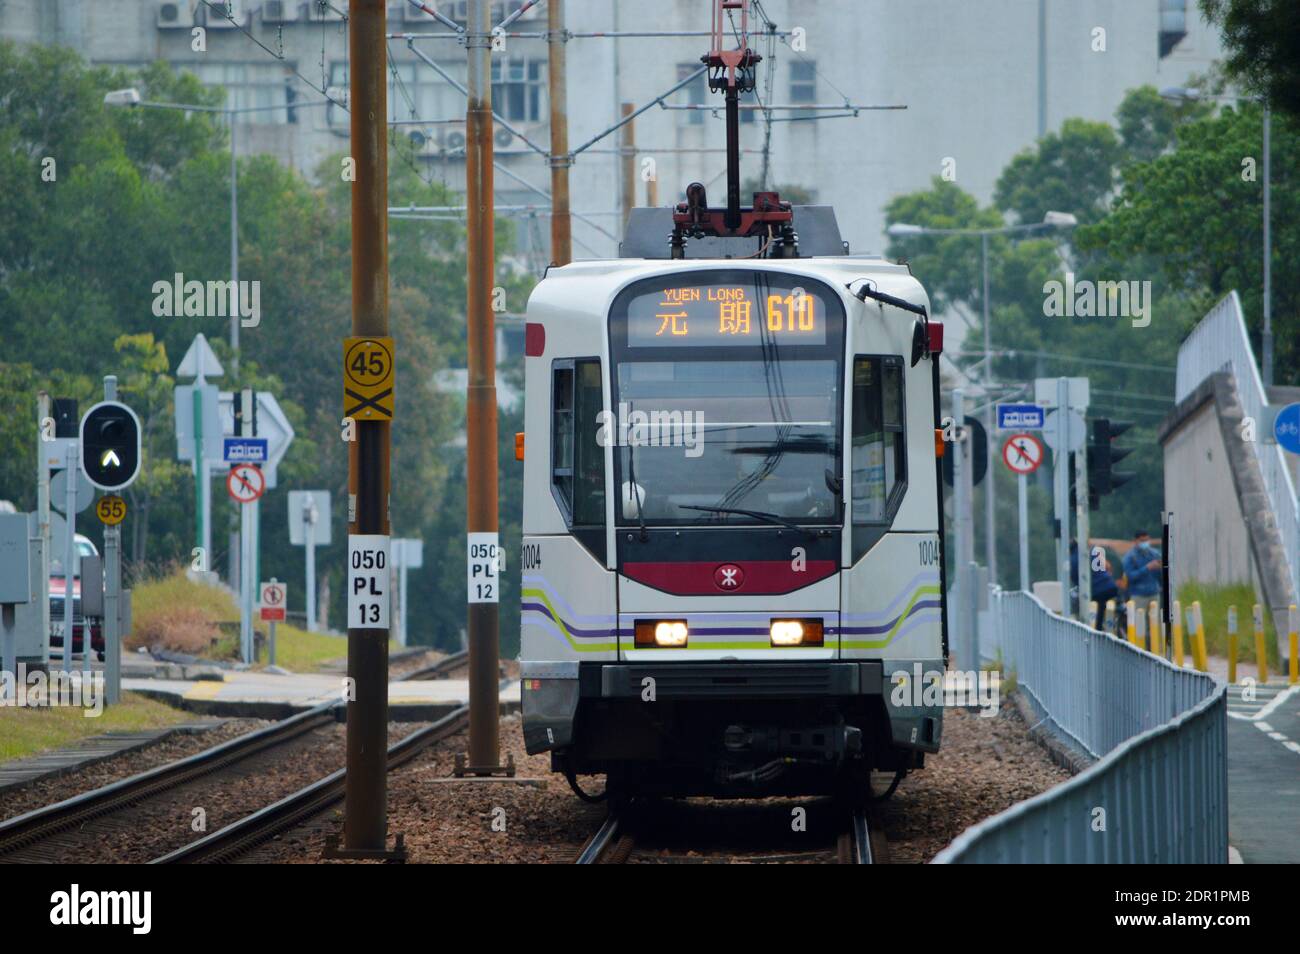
[521,587,617,653]
[840,585,943,650]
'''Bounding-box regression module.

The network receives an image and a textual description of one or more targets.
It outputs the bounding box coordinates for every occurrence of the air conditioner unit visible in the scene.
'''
[156,1,196,29]
[444,129,466,152]
[206,0,250,28]
[493,127,514,149]
[263,0,303,24]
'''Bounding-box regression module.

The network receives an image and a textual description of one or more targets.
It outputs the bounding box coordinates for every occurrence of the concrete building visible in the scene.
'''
[2,0,1226,262]
[1162,293,1300,658]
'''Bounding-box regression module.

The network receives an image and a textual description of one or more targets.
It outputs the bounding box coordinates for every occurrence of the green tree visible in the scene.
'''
[1080,102,1298,381]
[1201,0,1300,122]
[0,40,538,656]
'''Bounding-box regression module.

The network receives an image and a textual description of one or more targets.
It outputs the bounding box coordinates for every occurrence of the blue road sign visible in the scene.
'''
[223,437,268,463]
[1274,403,1300,455]
[997,403,1045,431]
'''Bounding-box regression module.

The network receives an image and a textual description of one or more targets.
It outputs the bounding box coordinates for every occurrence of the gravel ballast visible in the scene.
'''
[245,701,1070,864]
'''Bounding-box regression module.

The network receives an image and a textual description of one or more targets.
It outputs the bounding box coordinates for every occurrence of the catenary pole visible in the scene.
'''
[620,102,636,229]
[982,231,997,585]
[464,0,504,775]
[342,0,393,853]
[548,0,572,265]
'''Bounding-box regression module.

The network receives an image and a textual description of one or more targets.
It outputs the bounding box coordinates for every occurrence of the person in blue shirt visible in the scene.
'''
[1122,530,1163,599]
[1072,540,1122,628]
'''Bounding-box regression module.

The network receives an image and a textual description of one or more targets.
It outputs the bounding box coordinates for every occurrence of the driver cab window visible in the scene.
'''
[851,356,906,541]
[552,359,605,526]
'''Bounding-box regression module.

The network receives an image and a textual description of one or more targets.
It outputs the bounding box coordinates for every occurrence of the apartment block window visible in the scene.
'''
[492,57,546,123]
[447,1,529,20]
[1159,0,1188,57]
[790,60,817,119]
[192,62,295,124]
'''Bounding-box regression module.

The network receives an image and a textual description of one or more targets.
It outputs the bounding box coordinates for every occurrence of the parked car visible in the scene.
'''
[49,533,103,661]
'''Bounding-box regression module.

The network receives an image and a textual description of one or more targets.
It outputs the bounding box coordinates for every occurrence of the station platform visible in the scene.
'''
[1224,681,1300,863]
[122,670,521,722]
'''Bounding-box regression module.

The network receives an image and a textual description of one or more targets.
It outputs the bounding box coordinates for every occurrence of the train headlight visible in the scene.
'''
[635,619,688,648]
[770,619,824,647]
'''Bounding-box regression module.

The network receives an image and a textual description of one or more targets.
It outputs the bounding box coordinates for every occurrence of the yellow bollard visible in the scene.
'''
[1290,604,1298,686]
[1089,600,1099,631]
[1172,599,1185,668]
[1149,601,1162,655]
[1192,601,1209,672]
[1253,603,1268,683]
[1227,605,1238,685]
[1126,599,1138,646]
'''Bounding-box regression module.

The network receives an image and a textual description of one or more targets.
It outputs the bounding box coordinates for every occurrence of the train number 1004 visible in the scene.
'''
[919,539,940,566]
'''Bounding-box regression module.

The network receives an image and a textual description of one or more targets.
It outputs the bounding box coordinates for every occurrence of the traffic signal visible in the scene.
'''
[1087,418,1135,501]
[80,401,141,491]
[52,398,79,438]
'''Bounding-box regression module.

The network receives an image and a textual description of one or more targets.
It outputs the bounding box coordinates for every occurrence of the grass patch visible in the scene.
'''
[132,565,239,625]
[130,565,392,672]
[264,623,347,673]
[0,691,191,763]
[1176,581,1281,668]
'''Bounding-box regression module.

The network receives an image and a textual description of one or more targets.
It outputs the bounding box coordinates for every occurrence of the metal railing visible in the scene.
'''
[1175,290,1300,600]
[935,589,1227,863]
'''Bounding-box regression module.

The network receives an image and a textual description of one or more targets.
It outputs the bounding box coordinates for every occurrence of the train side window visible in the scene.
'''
[851,356,907,554]
[551,358,605,526]
[552,364,575,511]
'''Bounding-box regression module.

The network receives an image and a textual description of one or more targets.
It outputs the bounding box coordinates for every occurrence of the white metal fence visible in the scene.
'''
[1175,290,1300,601]
[935,589,1227,863]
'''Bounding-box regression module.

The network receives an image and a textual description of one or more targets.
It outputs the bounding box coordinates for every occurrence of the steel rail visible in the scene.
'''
[846,807,874,864]
[153,705,471,864]
[574,810,624,864]
[0,701,340,856]
[398,648,471,681]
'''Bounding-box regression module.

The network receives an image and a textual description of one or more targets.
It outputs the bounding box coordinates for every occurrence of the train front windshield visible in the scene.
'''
[609,270,845,529]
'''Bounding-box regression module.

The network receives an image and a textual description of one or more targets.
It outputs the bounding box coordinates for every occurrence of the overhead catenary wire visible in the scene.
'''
[194,0,348,109]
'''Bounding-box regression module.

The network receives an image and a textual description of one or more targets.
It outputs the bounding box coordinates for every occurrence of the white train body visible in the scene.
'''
[519,254,947,797]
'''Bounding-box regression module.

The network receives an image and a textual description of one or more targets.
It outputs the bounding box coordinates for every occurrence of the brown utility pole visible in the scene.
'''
[620,102,636,229]
[333,0,395,858]
[460,0,509,777]
[548,0,572,266]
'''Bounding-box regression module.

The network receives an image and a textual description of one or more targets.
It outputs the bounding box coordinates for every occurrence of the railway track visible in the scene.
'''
[0,701,340,860]
[575,799,886,864]
[154,705,470,863]
[400,649,470,681]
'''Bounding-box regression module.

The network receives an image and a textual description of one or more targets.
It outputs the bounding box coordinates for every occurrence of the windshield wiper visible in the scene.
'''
[678,504,821,538]
[626,408,648,542]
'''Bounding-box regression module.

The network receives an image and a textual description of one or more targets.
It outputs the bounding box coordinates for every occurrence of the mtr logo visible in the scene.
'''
[714,563,745,590]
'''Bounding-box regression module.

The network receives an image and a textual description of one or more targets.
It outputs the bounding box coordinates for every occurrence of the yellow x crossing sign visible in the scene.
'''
[343,337,395,420]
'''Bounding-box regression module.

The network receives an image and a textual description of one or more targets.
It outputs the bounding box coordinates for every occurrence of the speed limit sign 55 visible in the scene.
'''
[96,495,127,525]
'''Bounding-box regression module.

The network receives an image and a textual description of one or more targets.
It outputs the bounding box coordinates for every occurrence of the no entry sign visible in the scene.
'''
[259,580,287,622]
[1002,433,1044,475]
[226,464,265,504]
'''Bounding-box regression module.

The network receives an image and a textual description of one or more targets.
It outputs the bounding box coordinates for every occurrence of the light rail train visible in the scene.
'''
[518,0,947,801]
